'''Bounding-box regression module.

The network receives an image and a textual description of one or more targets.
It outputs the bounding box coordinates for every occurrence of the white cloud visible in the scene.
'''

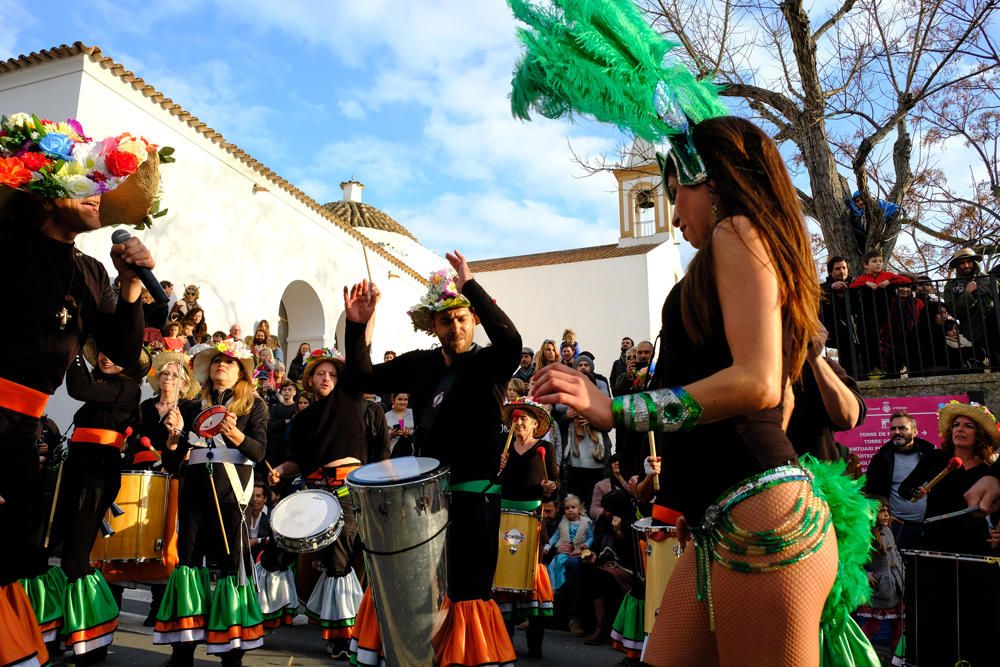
[0,5,35,57]
[338,99,365,120]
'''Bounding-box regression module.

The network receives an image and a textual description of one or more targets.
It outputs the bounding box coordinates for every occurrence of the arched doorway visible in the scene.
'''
[278,280,325,362]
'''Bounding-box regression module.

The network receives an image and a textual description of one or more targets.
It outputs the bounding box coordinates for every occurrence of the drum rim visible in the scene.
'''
[499,508,538,518]
[273,515,345,553]
[119,470,170,478]
[346,457,449,487]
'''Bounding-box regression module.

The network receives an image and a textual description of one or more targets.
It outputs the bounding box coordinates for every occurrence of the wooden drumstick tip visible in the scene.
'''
[648,432,660,492]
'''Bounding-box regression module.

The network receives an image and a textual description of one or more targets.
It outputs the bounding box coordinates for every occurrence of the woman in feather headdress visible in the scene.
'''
[515,1,879,665]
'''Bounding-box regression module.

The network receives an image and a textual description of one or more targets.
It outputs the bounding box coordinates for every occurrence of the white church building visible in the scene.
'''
[0,42,686,427]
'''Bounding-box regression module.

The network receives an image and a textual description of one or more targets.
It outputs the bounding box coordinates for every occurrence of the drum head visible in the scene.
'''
[271,490,343,540]
[347,456,442,486]
[632,516,670,533]
[193,406,228,437]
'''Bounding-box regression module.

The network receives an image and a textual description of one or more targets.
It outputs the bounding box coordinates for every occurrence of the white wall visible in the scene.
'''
[0,56,439,430]
[472,251,677,382]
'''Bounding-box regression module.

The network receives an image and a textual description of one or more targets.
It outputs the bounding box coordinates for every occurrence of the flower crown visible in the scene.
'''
[508,396,546,411]
[0,113,158,199]
[212,340,254,360]
[308,347,344,362]
[407,269,472,334]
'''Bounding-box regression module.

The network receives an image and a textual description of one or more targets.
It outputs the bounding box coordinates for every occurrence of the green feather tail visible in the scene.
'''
[801,454,879,630]
[508,0,727,141]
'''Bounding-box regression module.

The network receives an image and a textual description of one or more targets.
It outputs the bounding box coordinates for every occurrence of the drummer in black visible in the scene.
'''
[496,397,558,660]
[342,251,522,667]
[269,348,367,659]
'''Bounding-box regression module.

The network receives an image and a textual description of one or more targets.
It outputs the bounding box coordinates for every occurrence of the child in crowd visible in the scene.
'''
[850,251,908,374]
[855,497,904,655]
[544,494,593,637]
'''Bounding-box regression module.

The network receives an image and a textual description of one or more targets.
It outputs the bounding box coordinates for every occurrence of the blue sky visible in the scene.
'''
[0,0,644,260]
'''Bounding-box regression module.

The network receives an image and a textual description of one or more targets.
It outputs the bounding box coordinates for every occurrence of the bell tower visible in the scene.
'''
[612,139,677,246]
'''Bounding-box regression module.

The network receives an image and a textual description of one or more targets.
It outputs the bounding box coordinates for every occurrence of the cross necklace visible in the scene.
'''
[40,243,78,332]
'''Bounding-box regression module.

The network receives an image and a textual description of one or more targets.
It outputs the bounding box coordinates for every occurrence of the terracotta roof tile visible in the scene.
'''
[468,243,659,272]
[0,42,426,284]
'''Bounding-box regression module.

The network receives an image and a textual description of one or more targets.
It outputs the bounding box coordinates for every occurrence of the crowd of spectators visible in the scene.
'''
[820,248,1000,378]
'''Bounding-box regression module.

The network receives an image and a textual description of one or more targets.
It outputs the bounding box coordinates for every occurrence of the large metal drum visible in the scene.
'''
[347,457,450,667]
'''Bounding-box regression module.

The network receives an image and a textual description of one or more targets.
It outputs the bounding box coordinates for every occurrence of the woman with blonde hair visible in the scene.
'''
[156,340,267,666]
[533,339,559,374]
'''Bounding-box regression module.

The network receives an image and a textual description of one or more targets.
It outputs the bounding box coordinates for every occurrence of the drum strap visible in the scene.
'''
[415,345,481,454]
[222,461,254,507]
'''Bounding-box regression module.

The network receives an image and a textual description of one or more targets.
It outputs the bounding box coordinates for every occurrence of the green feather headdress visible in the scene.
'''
[508,0,728,185]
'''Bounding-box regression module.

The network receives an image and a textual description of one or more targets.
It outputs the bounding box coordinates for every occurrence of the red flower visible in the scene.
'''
[0,156,33,188]
[105,149,138,177]
[16,151,51,171]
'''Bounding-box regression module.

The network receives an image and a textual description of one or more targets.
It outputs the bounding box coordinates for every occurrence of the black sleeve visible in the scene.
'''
[898,452,943,502]
[88,261,145,371]
[342,319,421,394]
[366,401,390,463]
[160,400,199,474]
[232,398,267,463]
[65,356,140,404]
[463,279,521,378]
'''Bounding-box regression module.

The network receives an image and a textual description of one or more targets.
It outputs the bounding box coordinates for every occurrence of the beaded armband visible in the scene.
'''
[611,387,703,432]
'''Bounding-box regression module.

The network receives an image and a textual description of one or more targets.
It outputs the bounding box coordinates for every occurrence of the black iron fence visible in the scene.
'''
[820,275,1000,378]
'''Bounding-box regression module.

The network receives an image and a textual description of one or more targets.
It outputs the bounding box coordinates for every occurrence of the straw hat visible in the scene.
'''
[407,270,472,335]
[82,338,152,380]
[501,397,551,439]
[0,114,162,229]
[937,400,1000,447]
[192,340,255,386]
[151,350,200,399]
[302,347,345,387]
[948,247,983,269]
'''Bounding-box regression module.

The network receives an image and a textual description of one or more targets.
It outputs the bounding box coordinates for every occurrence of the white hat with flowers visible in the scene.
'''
[407,269,472,335]
[0,113,173,229]
[193,340,255,386]
[937,400,1000,447]
[501,396,552,439]
[302,347,346,386]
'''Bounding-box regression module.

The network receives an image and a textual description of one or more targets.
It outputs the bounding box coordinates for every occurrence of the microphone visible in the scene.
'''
[110,229,169,304]
[911,456,962,502]
[536,446,548,483]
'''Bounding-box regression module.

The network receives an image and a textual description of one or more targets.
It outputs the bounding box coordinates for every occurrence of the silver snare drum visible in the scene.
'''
[269,489,344,553]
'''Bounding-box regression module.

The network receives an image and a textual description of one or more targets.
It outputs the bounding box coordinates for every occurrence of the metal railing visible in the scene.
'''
[820,275,1000,378]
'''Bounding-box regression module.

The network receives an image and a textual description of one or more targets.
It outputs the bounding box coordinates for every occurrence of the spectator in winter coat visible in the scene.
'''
[943,247,1000,366]
[850,251,908,374]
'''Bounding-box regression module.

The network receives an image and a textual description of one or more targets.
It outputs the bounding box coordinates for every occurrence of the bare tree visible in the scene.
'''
[635,0,999,274]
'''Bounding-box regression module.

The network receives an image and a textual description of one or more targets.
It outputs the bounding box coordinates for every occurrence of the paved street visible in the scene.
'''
[106,589,623,667]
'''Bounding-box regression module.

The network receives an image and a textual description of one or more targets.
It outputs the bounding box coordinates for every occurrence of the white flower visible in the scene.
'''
[71,141,107,175]
[117,136,149,163]
[59,173,99,198]
[5,112,32,129]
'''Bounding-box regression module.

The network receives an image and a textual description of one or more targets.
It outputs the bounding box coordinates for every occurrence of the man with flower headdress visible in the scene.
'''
[269,347,367,659]
[342,251,522,667]
[0,112,159,666]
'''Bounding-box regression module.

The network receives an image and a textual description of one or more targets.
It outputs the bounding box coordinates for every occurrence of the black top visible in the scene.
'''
[652,279,798,525]
[499,438,558,501]
[786,358,866,461]
[0,226,144,398]
[899,450,993,555]
[287,387,367,475]
[343,279,521,484]
[162,390,267,504]
[65,355,141,433]
[122,397,187,469]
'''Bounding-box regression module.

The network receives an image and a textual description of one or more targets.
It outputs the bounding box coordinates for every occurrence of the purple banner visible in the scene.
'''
[835,393,969,471]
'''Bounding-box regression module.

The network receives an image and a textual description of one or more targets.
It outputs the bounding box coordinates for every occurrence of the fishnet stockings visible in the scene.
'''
[643,480,837,667]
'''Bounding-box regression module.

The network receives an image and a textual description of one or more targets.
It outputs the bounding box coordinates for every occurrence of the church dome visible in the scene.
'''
[323,200,416,241]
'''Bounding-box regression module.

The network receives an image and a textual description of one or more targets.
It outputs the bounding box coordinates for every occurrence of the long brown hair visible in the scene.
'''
[943,416,996,462]
[669,116,819,382]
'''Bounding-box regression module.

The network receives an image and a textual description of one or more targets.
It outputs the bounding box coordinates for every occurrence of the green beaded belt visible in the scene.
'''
[690,465,832,631]
[450,479,501,495]
[501,498,541,511]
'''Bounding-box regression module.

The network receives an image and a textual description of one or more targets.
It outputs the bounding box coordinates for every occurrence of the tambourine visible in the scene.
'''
[193,405,229,437]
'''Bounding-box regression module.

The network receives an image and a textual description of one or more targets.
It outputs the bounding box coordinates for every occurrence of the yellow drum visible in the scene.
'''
[493,509,540,593]
[90,471,170,562]
[633,517,682,634]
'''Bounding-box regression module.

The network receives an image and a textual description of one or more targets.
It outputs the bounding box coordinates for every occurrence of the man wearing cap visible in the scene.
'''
[944,247,1000,365]
[0,114,158,665]
[513,346,535,383]
[342,251,521,667]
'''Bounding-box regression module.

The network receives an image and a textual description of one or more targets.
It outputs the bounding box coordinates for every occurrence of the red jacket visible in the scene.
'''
[850,271,909,288]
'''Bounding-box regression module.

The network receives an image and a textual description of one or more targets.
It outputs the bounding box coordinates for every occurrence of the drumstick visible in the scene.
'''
[648,432,660,492]
[497,427,515,475]
[536,446,548,483]
[911,456,962,502]
[361,242,373,283]
[140,437,162,461]
[43,457,65,549]
[206,466,231,555]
